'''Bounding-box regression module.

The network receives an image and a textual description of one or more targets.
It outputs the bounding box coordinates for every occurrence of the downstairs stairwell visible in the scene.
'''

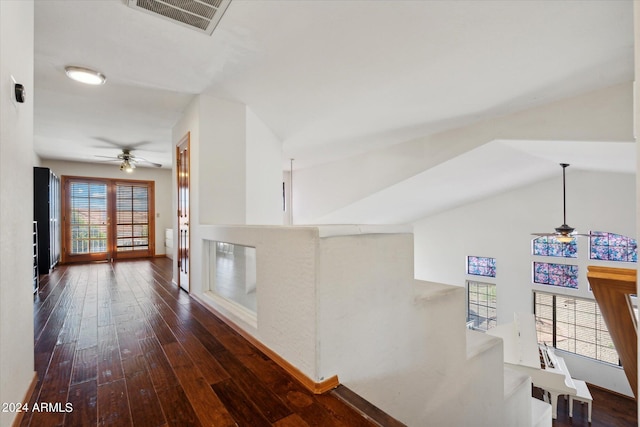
[193,225,537,426]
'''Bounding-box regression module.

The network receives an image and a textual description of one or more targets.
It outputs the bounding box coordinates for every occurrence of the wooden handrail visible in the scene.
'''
[587,266,637,399]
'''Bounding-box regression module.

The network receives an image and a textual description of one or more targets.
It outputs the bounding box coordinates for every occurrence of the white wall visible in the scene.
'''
[174,95,283,228]
[246,107,284,225]
[198,95,247,225]
[413,169,635,396]
[0,2,36,425]
[40,159,173,256]
[172,95,284,291]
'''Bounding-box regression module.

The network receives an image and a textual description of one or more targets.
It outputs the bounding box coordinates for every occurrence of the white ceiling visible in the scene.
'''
[314,140,637,224]
[34,1,634,177]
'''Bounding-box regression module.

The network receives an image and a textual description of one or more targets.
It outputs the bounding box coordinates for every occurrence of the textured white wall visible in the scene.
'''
[413,169,635,396]
[40,160,172,256]
[0,2,36,425]
[198,225,319,378]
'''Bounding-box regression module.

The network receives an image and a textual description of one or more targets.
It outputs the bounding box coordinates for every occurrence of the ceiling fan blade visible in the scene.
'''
[94,149,162,169]
[135,157,162,168]
[93,137,151,151]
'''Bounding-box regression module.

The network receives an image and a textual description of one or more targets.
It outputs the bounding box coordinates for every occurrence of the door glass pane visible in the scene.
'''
[116,183,149,253]
[69,181,108,255]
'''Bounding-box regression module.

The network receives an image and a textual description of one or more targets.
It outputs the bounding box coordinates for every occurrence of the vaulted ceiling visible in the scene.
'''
[34,0,634,173]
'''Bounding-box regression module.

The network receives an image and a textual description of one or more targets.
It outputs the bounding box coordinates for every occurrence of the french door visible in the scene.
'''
[61,176,155,263]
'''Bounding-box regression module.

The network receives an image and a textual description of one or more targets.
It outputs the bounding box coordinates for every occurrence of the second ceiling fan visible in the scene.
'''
[532,163,589,243]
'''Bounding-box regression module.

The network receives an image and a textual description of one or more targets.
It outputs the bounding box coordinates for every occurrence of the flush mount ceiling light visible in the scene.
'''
[64,66,106,85]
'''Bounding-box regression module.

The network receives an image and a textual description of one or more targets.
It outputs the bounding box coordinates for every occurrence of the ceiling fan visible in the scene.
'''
[95,149,162,172]
[532,163,589,243]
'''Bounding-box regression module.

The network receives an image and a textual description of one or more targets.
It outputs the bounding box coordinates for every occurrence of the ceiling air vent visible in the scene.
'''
[127,0,232,35]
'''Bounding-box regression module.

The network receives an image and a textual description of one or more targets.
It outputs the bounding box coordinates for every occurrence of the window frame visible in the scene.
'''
[466,255,496,278]
[532,261,579,289]
[466,280,497,331]
[589,231,638,263]
[533,290,621,366]
[61,176,155,263]
[532,235,577,258]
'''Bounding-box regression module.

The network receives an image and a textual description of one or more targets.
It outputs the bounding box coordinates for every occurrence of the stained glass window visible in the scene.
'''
[532,236,577,258]
[590,231,637,263]
[466,256,496,278]
[533,262,578,289]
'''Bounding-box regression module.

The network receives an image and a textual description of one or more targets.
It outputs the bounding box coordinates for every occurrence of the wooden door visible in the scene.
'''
[113,181,154,259]
[62,176,155,263]
[62,177,110,263]
[177,133,190,291]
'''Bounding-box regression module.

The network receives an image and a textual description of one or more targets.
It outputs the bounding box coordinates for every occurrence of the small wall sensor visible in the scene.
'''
[14,83,25,103]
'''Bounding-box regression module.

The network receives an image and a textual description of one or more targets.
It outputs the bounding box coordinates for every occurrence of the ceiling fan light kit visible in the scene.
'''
[65,66,106,85]
[95,148,162,172]
[120,159,135,173]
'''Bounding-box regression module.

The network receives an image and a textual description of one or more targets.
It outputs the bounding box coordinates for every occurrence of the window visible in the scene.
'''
[534,291,619,365]
[532,236,577,258]
[466,256,496,277]
[467,281,497,331]
[533,262,578,289]
[590,231,637,263]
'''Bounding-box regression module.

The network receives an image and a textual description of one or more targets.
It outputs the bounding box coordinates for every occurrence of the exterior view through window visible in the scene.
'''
[62,177,154,262]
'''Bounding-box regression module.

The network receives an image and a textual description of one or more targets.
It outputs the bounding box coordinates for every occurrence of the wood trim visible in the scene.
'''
[587,382,636,402]
[60,176,110,264]
[190,294,340,394]
[587,265,637,400]
[112,179,156,260]
[331,385,407,427]
[11,372,37,427]
[60,176,155,263]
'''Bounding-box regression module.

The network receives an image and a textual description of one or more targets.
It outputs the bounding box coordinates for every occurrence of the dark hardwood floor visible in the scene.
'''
[21,258,381,427]
[20,258,638,426]
[533,380,637,426]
